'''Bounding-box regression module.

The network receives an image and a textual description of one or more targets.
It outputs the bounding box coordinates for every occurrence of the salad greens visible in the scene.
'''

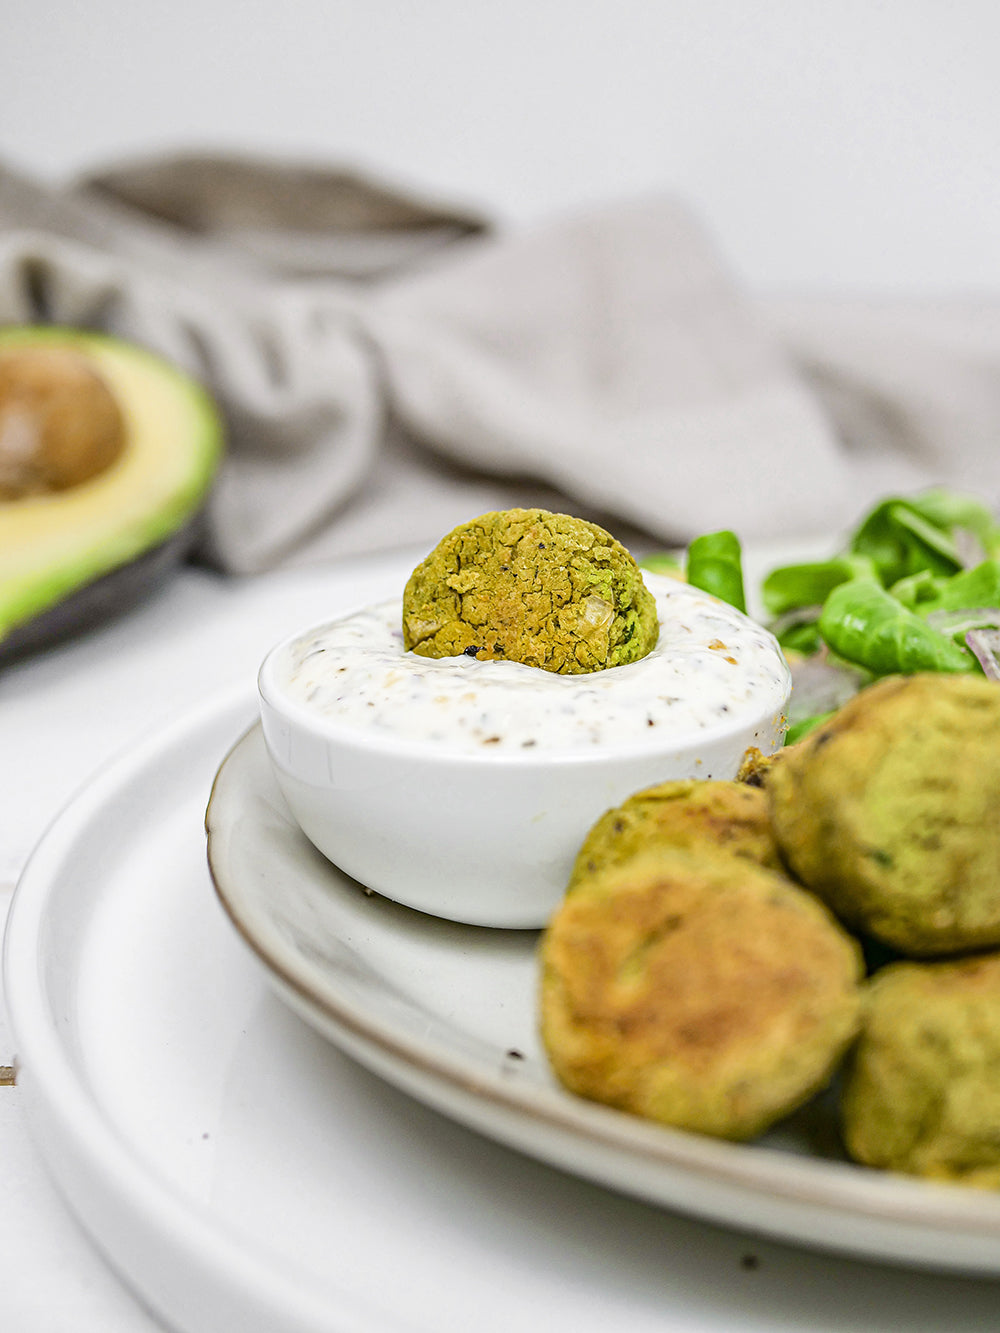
[642,487,1000,741]
[817,578,976,676]
[684,530,747,614]
[766,489,1000,733]
[763,488,1000,679]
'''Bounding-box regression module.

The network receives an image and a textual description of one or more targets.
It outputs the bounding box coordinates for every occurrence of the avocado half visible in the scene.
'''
[0,325,223,661]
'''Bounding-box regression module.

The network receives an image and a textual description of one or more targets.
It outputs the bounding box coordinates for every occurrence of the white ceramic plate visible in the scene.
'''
[205,721,1000,1279]
[11,690,1000,1333]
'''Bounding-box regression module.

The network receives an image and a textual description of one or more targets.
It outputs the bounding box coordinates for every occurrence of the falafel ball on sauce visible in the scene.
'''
[402,508,659,674]
[540,848,864,1140]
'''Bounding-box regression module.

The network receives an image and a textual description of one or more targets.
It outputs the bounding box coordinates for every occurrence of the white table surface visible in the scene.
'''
[4,552,1000,1332]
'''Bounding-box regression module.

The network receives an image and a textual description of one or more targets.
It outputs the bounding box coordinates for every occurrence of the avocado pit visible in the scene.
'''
[0,345,127,500]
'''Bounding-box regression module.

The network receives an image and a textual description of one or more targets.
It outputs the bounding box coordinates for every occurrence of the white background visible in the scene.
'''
[3,0,1000,294]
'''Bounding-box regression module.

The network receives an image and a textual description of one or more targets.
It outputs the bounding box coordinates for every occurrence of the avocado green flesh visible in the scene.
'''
[0,520,199,664]
[0,326,223,650]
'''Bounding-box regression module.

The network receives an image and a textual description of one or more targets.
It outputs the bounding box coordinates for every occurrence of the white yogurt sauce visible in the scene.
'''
[272,573,790,755]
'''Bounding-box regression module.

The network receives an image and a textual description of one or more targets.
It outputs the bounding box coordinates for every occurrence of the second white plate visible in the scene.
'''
[207,722,1000,1279]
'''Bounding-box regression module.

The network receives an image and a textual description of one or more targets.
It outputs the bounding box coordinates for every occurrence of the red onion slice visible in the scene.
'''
[966,628,1000,680]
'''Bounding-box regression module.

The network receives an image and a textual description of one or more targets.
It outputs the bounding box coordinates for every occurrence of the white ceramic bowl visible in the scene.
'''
[257,578,791,929]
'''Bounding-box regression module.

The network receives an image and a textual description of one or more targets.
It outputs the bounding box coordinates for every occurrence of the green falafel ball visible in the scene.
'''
[402,508,659,674]
[567,778,784,890]
[766,673,1000,957]
[842,954,1000,1187]
[541,849,864,1140]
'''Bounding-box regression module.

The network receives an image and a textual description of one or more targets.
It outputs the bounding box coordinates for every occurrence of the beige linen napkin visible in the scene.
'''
[1,153,998,575]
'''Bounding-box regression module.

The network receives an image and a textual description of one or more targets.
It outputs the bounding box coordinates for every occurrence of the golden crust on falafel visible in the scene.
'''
[540,849,864,1140]
[402,508,658,674]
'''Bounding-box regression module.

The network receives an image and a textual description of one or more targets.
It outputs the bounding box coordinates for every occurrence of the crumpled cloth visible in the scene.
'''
[2,152,999,574]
